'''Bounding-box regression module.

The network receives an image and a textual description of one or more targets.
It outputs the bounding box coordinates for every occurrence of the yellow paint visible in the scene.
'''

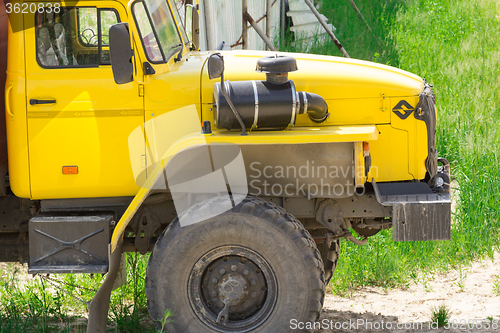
[22,1,143,199]
[5,84,13,117]
[111,124,378,251]
[354,142,365,187]
[5,8,31,198]
[4,1,434,251]
[390,96,428,180]
[368,125,410,182]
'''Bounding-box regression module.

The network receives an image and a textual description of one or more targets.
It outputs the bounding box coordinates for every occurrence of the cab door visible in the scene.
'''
[24,1,144,199]
[130,0,201,174]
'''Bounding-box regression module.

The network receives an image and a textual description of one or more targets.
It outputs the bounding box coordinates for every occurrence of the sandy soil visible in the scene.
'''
[2,253,499,332]
[316,253,500,333]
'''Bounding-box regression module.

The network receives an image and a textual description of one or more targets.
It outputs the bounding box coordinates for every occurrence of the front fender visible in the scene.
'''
[111,121,378,253]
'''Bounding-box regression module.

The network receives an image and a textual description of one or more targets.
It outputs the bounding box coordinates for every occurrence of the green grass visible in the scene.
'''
[284,0,500,295]
[279,0,405,64]
[430,303,452,327]
[493,275,500,296]
[0,253,154,332]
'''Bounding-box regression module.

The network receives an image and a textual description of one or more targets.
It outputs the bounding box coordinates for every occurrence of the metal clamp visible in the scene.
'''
[251,80,259,130]
[288,81,297,130]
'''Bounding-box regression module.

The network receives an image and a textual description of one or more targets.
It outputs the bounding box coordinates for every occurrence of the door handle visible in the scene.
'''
[5,84,14,117]
[30,99,56,105]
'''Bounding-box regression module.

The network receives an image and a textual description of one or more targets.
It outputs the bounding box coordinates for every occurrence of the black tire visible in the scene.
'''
[310,229,340,285]
[323,239,340,285]
[146,196,325,333]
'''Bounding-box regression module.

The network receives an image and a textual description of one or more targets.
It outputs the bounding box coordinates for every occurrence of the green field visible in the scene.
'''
[294,0,500,296]
[0,253,154,332]
[1,0,500,331]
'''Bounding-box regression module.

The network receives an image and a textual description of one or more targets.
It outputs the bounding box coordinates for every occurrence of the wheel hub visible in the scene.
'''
[188,246,277,332]
[201,255,267,321]
[218,272,249,305]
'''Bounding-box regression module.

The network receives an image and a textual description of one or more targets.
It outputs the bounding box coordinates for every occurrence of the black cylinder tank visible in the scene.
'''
[212,55,328,131]
[213,80,298,130]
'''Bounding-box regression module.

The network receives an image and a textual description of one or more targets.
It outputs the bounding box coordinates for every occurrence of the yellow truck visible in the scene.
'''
[1,0,450,332]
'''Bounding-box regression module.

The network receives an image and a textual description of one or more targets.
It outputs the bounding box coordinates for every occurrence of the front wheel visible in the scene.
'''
[145,196,325,332]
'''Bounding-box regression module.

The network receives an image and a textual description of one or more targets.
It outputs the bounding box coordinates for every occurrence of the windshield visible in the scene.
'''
[171,0,189,44]
[133,0,184,63]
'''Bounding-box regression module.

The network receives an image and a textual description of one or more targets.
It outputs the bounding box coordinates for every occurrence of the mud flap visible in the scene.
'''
[372,180,451,241]
[392,201,450,241]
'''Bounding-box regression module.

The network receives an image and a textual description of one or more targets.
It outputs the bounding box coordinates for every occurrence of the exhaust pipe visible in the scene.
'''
[297,92,329,123]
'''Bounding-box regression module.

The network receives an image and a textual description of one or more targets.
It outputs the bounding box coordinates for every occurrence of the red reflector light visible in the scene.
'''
[62,166,78,175]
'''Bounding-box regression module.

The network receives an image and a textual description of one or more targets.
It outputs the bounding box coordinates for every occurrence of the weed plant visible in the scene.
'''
[430,303,452,327]
[493,275,500,296]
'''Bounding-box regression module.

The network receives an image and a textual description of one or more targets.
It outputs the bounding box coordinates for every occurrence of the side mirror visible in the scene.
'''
[109,23,133,85]
[207,53,224,80]
[185,4,200,51]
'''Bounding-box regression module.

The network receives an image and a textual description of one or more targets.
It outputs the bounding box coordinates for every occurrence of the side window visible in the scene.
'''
[101,10,118,46]
[132,0,183,64]
[35,7,120,68]
[78,8,99,46]
[133,4,163,62]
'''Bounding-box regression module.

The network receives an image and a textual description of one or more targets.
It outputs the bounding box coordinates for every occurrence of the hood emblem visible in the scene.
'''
[392,100,415,119]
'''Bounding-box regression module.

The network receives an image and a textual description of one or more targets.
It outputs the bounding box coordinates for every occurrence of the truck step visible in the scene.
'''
[372,181,451,241]
[28,214,113,274]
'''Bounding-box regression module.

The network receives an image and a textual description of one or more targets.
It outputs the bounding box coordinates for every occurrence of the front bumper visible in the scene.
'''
[372,179,451,241]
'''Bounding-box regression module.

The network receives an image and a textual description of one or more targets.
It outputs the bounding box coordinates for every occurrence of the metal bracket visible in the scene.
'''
[33,228,106,264]
[131,207,161,255]
[372,180,451,241]
[372,179,450,205]
[29,214,112,274]
[315,199,345,237]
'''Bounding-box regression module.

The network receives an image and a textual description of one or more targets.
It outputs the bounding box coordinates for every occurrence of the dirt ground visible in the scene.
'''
[315,253,500,333]
[2,252,499,332]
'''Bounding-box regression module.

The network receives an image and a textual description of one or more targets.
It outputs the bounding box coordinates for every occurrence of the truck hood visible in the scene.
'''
[200,50,425,104]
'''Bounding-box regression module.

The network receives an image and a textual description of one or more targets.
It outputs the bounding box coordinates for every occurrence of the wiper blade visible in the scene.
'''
[168,43,182,51]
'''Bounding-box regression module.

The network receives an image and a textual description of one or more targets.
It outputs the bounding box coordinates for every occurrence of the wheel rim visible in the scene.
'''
[188,246,278,332]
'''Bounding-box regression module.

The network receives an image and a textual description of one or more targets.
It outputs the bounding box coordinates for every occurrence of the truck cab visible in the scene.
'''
[6,1,143,199]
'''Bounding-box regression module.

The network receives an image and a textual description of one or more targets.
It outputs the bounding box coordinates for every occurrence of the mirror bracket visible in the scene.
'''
[207,53,247,136]
[143,62,156,75]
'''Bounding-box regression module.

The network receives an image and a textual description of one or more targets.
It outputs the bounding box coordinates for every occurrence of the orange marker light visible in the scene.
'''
[363,142,370,157]
[62,166,78,175]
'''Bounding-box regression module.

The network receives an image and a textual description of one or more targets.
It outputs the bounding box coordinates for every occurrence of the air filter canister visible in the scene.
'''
[213,79,298,131]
